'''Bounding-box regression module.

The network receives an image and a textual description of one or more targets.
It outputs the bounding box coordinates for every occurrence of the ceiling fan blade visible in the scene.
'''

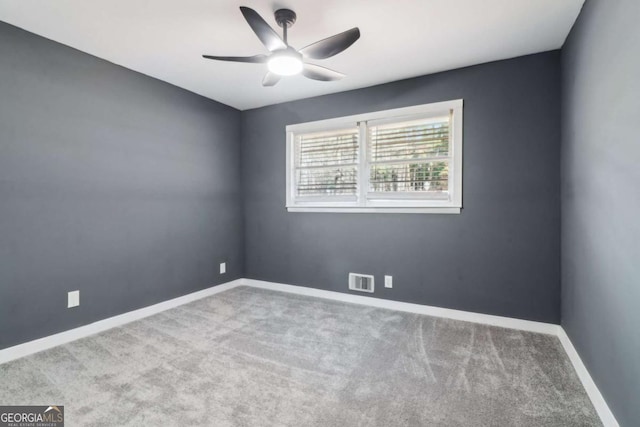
[262,72,281,87]
[240,6,287,52]
[202,54,268,63]
[302,63,345,81]
[299,28,360,60]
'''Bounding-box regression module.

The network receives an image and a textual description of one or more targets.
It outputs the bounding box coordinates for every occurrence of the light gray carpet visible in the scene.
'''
[0,286,601,426]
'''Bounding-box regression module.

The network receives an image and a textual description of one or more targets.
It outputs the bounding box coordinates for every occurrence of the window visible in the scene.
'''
[286,100,463,213]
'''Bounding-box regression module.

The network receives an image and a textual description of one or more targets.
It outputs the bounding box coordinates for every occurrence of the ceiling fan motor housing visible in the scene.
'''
[274,9,297,28]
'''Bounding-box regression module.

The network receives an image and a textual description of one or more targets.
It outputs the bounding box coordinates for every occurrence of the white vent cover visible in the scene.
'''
[349,273,375,293]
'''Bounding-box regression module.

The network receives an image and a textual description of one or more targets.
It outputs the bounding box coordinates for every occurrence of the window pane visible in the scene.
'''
[370,161,449,193]
[297,129,358,168]
[297,167,357,196]
[295,127,359,197]
[369,116,450,163]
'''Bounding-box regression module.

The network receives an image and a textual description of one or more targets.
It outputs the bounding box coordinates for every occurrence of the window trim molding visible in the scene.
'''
[287,207,462,214]
[286,99,463,214]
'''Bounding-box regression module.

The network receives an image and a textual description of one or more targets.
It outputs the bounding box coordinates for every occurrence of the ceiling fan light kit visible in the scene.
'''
[202,6,360,86]
[267,48,303,76]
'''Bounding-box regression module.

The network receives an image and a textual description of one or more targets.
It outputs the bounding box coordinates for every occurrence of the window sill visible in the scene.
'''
[286,206,461,214]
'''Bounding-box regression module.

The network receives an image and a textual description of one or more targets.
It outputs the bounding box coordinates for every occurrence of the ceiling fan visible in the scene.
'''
[202,6,360,87]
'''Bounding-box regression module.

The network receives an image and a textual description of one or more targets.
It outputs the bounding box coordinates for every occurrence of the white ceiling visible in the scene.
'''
[0,0,584,110]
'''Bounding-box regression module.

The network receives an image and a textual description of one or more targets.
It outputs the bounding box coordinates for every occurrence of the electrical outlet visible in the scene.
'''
[220,262,226,274]
[67,290,80,308]
[384,275,393,288]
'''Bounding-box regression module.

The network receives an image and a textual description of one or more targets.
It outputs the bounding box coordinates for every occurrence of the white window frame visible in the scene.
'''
[286,99,463,214]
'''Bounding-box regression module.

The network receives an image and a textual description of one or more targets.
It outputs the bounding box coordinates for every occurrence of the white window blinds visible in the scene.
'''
[368,115,451,198]
[294,127,359,198]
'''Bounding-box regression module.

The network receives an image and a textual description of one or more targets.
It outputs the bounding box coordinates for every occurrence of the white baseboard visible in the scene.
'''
[0,279,242,365]
[0,277,618,426]
[557,328,619,427]
[241,278,560,335]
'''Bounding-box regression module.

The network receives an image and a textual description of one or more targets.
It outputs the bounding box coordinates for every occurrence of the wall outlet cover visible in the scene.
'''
[68,290,80,308]
[220,262,226,274]
[384,275,393,288]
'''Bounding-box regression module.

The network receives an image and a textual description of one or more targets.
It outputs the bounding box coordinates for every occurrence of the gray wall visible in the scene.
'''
[561,0,640,425]
[242,52,562,323]
[0,22,243,350]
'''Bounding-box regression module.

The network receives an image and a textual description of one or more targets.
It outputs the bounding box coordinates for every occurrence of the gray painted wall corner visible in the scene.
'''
[0,21,244,350]
[561,0,640,425]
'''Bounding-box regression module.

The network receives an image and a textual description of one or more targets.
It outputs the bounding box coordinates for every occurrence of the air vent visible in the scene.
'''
[349,273,374,293]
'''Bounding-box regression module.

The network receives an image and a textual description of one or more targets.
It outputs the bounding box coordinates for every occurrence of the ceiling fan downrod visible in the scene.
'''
[274,9,297,44]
